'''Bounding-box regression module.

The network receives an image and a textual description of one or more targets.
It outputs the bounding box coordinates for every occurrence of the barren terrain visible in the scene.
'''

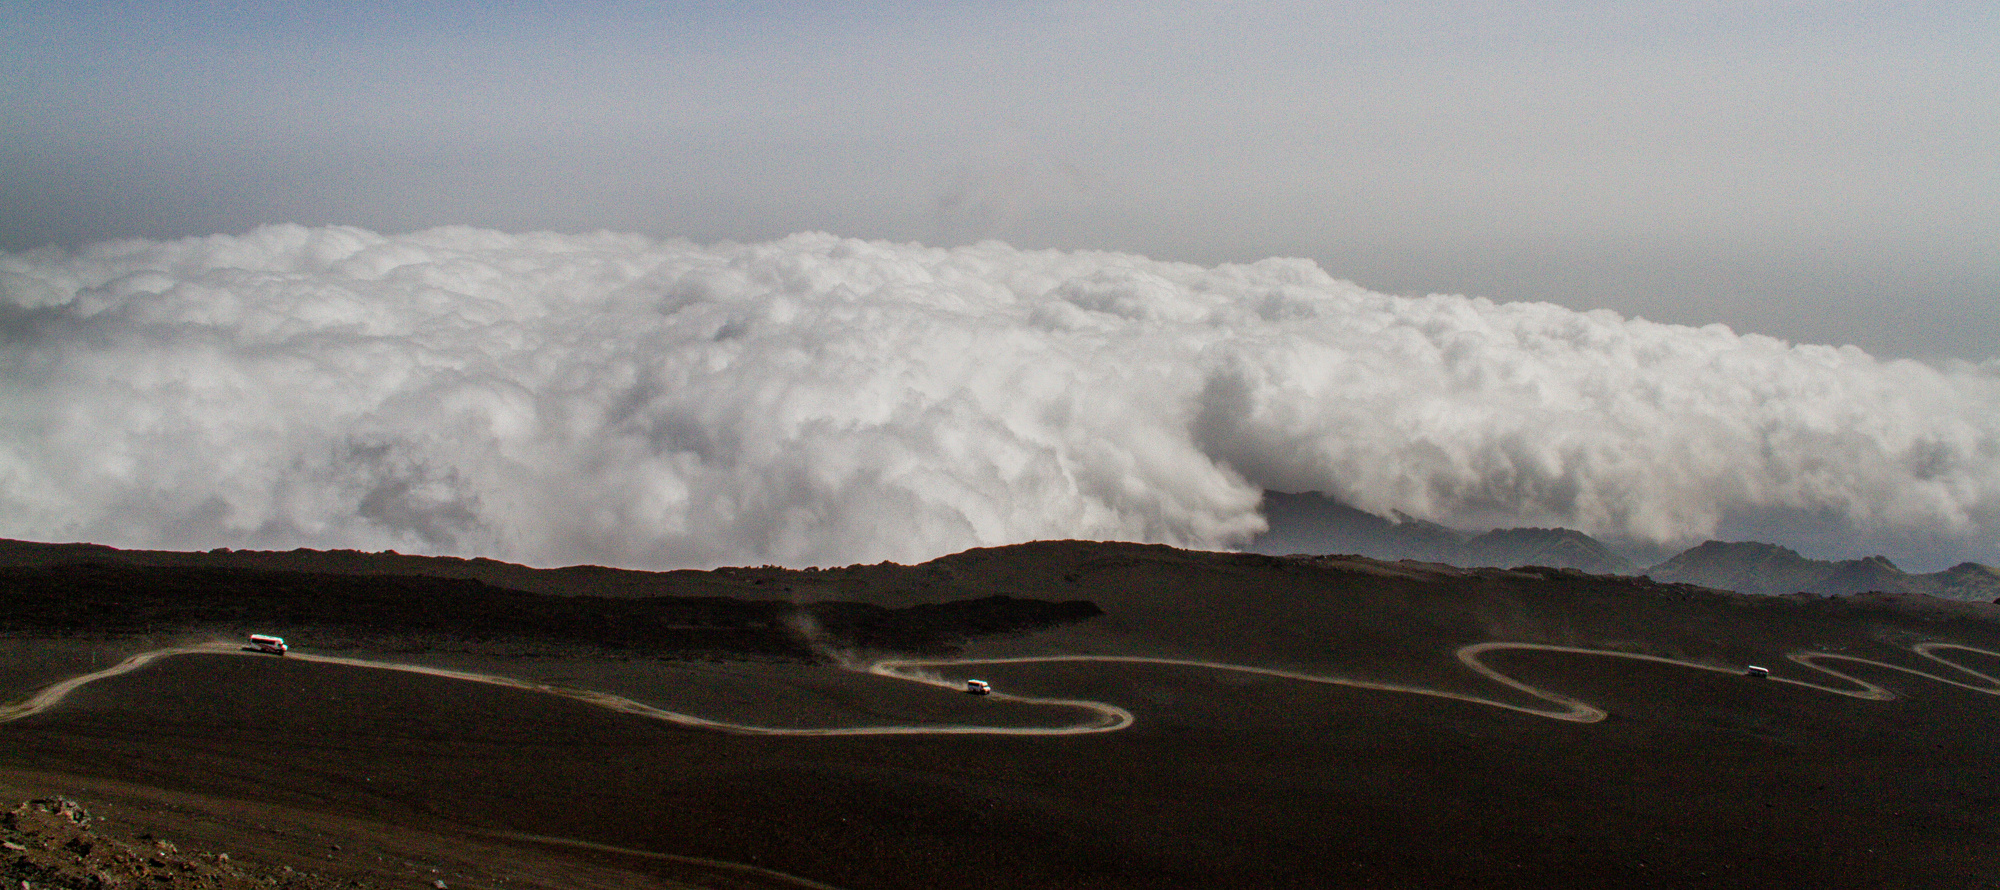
[7,540,2000,888]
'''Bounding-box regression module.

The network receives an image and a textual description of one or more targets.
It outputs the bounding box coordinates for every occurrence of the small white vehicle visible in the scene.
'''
[964,679,991,695]
[1744,665,1769,678]
[248,634,289,656]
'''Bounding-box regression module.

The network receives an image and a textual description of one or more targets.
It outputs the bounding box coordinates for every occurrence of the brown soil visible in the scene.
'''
[6,540,2000,888]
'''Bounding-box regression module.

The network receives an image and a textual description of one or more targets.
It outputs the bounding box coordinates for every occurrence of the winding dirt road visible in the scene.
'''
[6,639,1999,734]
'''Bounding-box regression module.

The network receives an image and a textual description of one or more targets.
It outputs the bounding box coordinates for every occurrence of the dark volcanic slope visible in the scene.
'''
[6,540,2000,889]
[0,541,1100,658]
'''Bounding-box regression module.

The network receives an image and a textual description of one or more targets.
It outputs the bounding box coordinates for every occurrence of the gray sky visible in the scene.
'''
[4,1,1995,361]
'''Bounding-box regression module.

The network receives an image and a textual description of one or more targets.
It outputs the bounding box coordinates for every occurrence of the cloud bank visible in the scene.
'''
[3,226,1996,570]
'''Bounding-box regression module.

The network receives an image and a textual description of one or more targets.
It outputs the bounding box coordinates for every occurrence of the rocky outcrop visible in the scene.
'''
[2,796,328,889]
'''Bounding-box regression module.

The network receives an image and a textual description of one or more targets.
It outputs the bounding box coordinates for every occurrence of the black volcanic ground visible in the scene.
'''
[6,539,2000,889]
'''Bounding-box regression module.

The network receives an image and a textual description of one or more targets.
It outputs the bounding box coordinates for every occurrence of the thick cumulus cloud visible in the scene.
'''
[2,225,1996,570]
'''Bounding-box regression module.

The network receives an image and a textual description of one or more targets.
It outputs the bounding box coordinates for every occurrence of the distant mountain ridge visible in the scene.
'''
[1251,490,2000,602]
[1647,540,2000,601]
[1251,491,1638,575]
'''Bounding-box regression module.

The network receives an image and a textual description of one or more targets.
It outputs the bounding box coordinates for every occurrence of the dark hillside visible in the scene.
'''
[0,553,1099,658]
[6,539,2000,888]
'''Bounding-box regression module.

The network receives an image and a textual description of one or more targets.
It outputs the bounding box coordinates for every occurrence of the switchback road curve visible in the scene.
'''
[5,640,2000,733]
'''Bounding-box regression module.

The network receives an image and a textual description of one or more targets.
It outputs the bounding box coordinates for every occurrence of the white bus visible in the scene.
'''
[248,634,288,656]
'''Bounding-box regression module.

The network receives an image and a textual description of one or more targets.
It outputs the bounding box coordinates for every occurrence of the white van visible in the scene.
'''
[248,634,288,656]
[965,679,991,695]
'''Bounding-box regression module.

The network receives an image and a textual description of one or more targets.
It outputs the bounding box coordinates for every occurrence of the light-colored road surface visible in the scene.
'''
[5,639,1999,733]
[877,641,2000,725]
[0,643,225,724]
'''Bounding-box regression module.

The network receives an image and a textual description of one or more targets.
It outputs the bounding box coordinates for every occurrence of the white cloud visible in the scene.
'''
[3,225,1995,570]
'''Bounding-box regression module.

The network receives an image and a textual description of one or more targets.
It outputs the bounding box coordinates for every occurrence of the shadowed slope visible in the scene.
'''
[7,540,2000,888]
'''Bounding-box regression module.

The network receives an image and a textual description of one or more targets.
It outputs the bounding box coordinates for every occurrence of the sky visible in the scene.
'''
[2,2,1997,574]
[2,1,1993,361]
